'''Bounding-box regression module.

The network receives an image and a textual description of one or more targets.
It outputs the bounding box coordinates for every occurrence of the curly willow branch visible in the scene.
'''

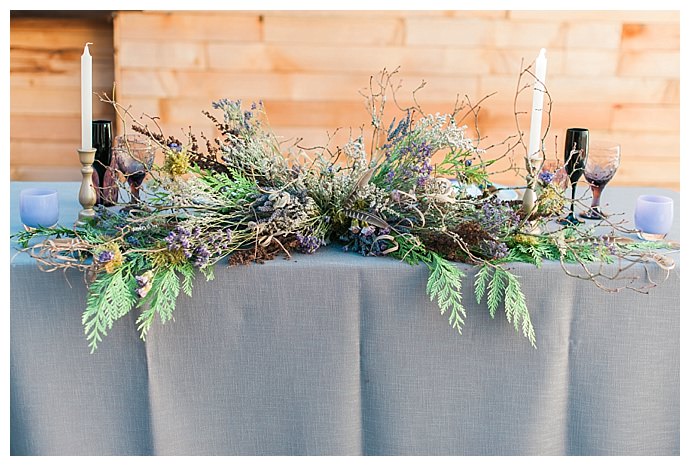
[24,238,104,287]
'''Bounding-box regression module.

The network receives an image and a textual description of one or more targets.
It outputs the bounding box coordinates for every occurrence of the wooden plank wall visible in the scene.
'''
[11,11,680,190]
[10,17,116,181]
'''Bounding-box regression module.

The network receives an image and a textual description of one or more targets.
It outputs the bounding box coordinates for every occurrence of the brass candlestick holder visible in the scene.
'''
[76,148,98,227]
[520,155,541,234]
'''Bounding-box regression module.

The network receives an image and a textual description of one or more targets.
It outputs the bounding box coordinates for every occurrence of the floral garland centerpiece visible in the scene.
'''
[13,69,674,353]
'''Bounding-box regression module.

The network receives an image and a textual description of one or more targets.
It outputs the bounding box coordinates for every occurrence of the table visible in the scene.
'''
[10,182,680,455]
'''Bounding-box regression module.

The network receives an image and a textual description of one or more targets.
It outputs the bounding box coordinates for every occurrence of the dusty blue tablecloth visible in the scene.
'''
[10,182,680,455]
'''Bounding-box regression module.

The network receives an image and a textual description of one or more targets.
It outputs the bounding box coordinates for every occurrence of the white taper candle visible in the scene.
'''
[81,42,93,150]
[527,48,547,162]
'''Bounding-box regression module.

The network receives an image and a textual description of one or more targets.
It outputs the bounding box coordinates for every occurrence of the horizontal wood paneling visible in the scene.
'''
[10,11,680,190]
[264,16,405,45]
[620,23,680,50]
[115,12,262,41]
[10,17,115,180]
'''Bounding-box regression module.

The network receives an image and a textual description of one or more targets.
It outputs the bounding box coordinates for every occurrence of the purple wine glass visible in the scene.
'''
[579,142,620,219]
[112,134,155,204]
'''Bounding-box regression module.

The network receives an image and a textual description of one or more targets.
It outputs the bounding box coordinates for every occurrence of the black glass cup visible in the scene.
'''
[558,128,589,225]
[92,120,113,205]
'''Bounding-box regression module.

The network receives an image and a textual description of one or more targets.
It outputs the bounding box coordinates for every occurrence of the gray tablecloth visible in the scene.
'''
[10,182,680,455]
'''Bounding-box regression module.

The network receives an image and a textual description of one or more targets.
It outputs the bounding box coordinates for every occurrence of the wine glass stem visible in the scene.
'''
[591,186,602,211]
[570,183,577,217]
[130,182,140,203]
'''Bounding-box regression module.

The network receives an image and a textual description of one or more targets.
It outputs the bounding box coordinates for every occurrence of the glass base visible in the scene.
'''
[579,208,606,220]
[637,231,668,241]
[23,223,58,232]
[557,213,583,226]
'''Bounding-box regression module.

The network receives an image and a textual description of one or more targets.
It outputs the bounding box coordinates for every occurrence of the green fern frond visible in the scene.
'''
[503,269,536,348]
[201,265,215,281]
[486,267,506,319]
[541,243,561,261]
[82,266,137,353]
[504,249,536,265]
[179,263,195,297]
[426,252,466,333]
[151,268,180,324]
[506,243,552,267]
[474,263,492,304]
[135,267,181,340]
[136,307,156,340]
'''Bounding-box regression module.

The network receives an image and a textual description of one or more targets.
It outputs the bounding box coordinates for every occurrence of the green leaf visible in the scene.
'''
[179,263,195,297]
[201,265,215,281]
[135,267,181,340]
[503,269,536,348]
[136,307,156,340]
[474,263,491,304]
[82,266,137,353]
[426,252,466,334]
[486,267,506,319]
[151,268,180,324]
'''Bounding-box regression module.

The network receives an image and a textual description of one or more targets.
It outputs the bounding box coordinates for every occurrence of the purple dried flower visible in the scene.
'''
[135,275,149,288]
[165,225,195,258]
[387,112,410,142]
[192,246,211,268]
[97,251,114,263]
[602,237,617,255]
[361,226,375,237]
[341,225,393,257]
[481,240,509,260]
[126,236,140,247]
[539,170,555,184]
[135,270,154,298]
[478,199,520,235]
[296,233,322,254]
[212,98,231,110]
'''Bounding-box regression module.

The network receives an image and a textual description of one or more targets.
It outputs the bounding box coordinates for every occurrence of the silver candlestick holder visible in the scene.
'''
[76,148,98,227]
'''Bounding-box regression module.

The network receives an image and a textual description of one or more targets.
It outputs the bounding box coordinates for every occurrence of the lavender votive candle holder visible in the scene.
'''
[634,195,673,241]
[19,188,59,230]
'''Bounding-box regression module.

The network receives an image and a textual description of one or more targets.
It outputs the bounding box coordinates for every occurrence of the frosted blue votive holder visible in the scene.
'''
[19,188,59,229]
[634,195,673,241]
